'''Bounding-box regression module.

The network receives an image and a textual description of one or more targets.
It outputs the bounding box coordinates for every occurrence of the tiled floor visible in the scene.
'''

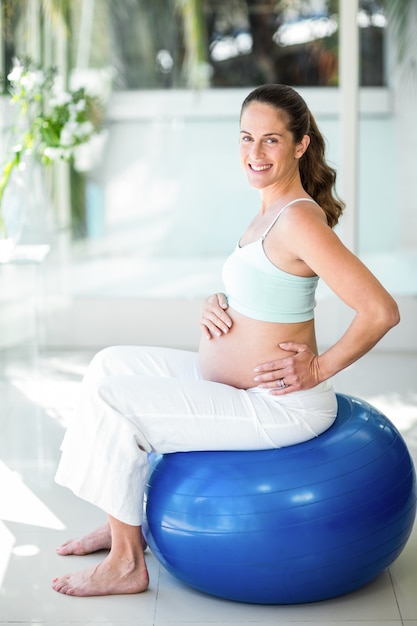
[0,347,416,626]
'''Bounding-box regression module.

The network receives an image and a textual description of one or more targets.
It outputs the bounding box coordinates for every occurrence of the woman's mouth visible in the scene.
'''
[249,164,272,172]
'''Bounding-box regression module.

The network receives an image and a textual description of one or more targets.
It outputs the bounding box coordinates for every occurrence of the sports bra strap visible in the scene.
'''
[261,197,318,240]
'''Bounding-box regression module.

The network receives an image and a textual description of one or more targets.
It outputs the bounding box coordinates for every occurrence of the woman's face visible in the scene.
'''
[239,101,307,190]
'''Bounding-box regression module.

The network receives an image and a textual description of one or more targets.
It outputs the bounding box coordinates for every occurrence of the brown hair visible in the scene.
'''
[241,84,345,228]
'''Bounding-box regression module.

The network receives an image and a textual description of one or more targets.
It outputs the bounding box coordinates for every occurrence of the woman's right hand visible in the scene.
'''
[200,293,232,339]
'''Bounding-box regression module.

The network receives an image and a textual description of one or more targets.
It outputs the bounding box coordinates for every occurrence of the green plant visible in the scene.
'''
[0,57,106,237]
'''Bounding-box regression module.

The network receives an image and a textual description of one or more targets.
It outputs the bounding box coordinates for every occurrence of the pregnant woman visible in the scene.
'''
[52,84,399,596]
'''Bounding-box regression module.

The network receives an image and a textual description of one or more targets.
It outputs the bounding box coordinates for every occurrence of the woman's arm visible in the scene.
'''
[254,208,400,393]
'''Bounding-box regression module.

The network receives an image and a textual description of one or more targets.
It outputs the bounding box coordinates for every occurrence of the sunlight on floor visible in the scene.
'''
[9,377,80,427]
[0,460,65,530]
[4,354,90,428]
[0,459,65,591]
[0,521,15,591]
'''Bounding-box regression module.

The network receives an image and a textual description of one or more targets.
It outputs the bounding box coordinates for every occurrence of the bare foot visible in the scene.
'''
[52,553,149,597]
[56,523,112,556]
[56,523,148,556]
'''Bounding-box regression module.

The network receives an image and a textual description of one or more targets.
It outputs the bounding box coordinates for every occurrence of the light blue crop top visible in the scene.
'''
[223,198,319,323]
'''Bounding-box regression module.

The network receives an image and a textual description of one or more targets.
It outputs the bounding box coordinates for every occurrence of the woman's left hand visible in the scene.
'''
[253,342,322,394]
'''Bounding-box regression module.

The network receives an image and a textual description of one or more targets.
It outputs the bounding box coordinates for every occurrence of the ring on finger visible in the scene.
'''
[277,378,286,389]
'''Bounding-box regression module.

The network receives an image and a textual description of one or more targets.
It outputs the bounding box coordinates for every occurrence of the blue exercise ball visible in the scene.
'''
[143,394,416,604]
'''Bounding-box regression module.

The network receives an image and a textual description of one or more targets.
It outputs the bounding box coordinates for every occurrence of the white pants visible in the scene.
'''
[55,346,337,525]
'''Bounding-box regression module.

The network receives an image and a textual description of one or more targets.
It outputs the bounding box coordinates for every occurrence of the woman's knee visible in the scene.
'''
[83,346,126,383]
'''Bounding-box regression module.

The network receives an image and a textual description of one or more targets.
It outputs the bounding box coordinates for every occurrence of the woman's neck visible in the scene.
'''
[259,181,307,215]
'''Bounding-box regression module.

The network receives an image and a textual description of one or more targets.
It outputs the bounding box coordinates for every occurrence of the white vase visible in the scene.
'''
[0,167,27,263]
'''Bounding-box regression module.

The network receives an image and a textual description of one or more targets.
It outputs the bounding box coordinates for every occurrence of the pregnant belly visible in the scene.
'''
[198,309,315,389]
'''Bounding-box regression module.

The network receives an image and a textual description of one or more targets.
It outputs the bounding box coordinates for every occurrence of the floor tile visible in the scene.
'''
[156,622,403,626]
[154,567,401,624]
[0,529,159,624]
[390,527,417,620]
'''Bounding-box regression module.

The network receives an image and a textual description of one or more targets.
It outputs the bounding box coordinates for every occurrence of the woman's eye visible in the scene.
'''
[240,135,277,144]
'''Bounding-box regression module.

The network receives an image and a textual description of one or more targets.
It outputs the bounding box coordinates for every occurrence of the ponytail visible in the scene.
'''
[300,112,344,228]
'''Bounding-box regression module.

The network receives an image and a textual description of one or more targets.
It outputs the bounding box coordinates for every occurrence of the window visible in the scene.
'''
[0,1,387,92]
[110,0,386,90]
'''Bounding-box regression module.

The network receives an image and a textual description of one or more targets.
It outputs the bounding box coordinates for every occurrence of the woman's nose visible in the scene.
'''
[250,140,265,159]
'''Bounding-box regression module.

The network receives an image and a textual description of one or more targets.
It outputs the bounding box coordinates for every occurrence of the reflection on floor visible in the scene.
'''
[0,348,416,626]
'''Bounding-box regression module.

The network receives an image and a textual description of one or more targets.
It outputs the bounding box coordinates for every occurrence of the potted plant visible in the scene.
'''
[0,57,107,262]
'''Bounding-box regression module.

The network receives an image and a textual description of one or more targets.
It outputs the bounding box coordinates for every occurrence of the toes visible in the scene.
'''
[56,540,83,556]
[52,575,70,594]
[56,540,74,554]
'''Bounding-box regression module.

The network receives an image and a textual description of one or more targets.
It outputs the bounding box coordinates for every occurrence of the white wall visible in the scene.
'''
[94,87,401,259]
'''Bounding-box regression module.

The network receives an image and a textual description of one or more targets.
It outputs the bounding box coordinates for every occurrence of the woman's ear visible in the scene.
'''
[295,134,310,159]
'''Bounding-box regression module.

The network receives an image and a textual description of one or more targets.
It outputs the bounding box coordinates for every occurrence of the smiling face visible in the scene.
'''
[239,101,309,191]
